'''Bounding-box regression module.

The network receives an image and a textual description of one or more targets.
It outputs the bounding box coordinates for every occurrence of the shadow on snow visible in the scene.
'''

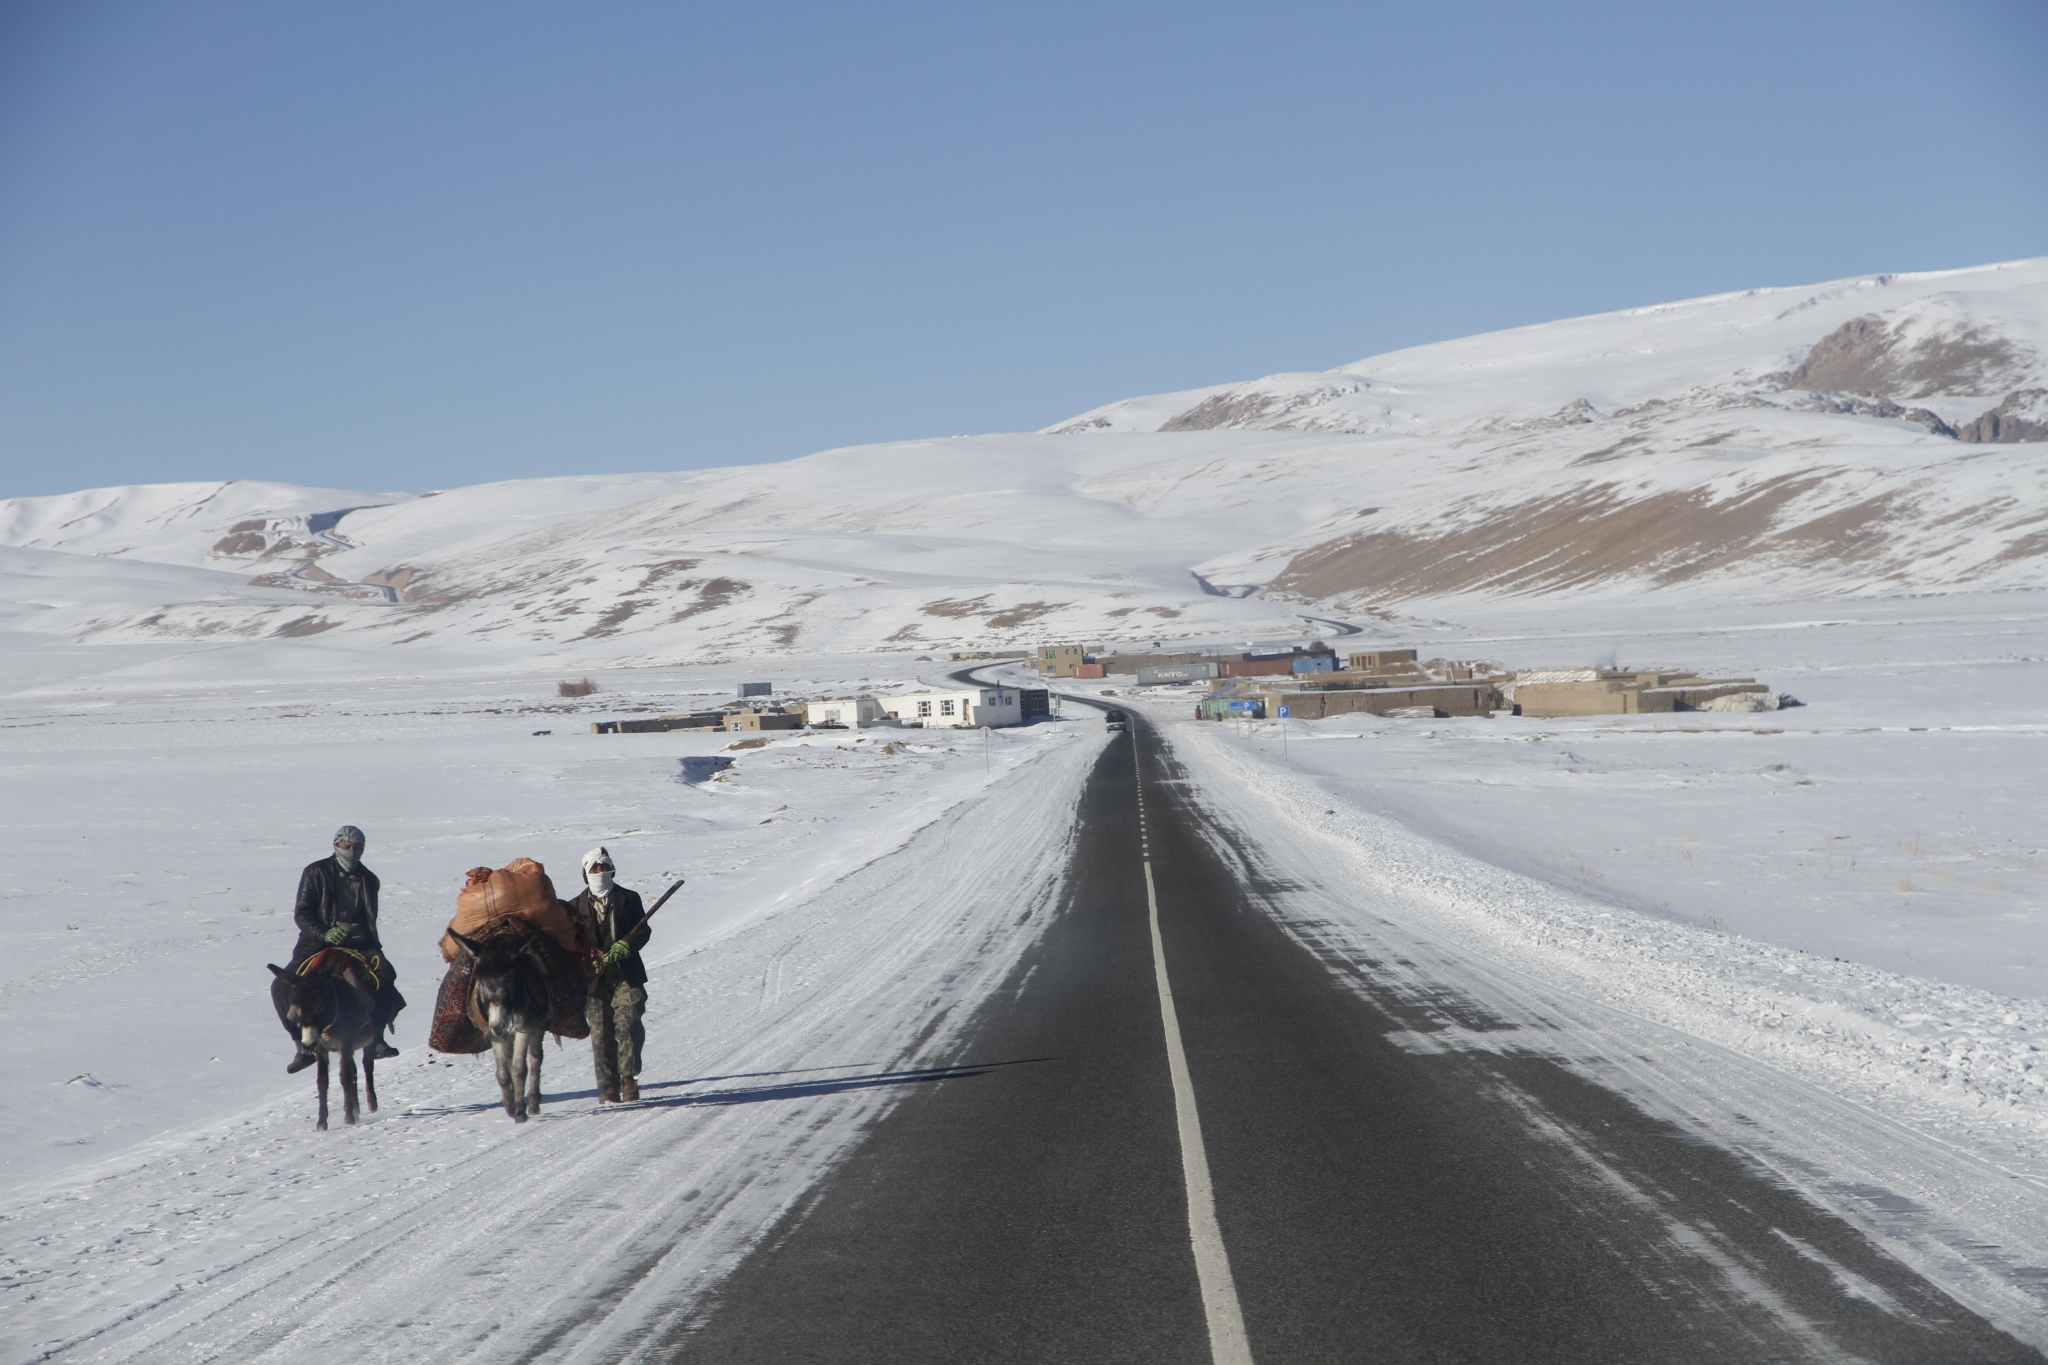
[401,1058,1054,1118]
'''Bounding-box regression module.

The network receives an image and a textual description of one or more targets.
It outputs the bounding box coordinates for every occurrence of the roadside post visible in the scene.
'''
[980,724,991,776]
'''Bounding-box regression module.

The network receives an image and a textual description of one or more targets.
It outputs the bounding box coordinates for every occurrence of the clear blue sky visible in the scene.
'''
[3,0,2043,498]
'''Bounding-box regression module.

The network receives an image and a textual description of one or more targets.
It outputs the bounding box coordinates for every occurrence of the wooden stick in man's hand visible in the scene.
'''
[621,878,685,943]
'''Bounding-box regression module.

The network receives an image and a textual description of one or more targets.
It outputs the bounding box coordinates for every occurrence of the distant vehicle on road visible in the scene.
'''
[1103,709,1128,731]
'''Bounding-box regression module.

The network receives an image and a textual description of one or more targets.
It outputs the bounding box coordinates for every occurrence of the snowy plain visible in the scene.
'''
[2,656,1107,1361]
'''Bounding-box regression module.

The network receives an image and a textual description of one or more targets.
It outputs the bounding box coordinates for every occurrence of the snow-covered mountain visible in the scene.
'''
[1047,258,2048,441]
[4,258,2044,687]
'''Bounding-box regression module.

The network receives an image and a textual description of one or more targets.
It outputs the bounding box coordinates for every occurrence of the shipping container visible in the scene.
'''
[1136,663,1220,685]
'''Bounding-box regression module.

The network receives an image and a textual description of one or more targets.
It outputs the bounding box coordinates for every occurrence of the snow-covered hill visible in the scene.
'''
[1047,257,2048,441]
[3,259,2044,689]
[0,480,407,565]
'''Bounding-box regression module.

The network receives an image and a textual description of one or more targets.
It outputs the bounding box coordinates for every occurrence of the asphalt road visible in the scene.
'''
[665,715,2043,1363]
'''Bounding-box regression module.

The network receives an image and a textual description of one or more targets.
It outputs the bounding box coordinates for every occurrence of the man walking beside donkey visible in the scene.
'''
[571,846,650,1102]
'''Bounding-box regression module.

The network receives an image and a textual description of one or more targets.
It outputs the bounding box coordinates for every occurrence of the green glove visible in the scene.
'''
[324,925,350,945]
[601,941,631,968]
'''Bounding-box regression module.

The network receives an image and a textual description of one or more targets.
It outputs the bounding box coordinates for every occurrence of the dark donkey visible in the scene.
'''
[268,950,381,1130]
[447,929,552,1122]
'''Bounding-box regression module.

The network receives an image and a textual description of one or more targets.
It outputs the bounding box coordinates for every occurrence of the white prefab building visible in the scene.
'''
[883,688,1024,728]
[804,696,891,728]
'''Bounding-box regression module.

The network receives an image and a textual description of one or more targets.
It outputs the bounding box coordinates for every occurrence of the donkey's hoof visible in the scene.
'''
[512,1111,529,1124]
[315,1119,328,1132]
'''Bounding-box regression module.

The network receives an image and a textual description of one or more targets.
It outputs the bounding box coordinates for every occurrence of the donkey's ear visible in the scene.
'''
[448,931,481,959]
[267,963,295,980]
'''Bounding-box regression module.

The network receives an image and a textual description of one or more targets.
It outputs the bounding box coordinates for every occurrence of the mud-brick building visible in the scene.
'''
[591,711,728,735]
[725,711,805,732]
[1345,648,1420,673]
[1511,671,1770,717]
[1254,684,1499,720]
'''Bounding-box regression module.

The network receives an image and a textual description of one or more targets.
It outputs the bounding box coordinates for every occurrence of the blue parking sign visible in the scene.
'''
[1277,705,1290,717]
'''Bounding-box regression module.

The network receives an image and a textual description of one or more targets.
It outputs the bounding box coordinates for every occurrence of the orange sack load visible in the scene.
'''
[438,857,587,963]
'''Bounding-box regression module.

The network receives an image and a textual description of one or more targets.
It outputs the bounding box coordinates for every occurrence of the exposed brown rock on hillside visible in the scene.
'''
[1269,477,1830,600]
[1787,315,2032,398]
[1159,379,1375,433]
[1259,465,2048,603]
[922,595,993,618]
[1956,389,2048,444]
[985,601,1066,629]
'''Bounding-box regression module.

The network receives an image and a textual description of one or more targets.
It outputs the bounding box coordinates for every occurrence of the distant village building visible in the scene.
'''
[1217,658,1294,678]
[1191,646,1777,721]
[1510,671,1770,717]
[1099,651,1213,674]
[1255,684,1498,719]
[1035,645,1092,677]
[725,711,804,732]
[1345,649,1419,672]
[590,712,727,735]
[805,696,890,728]
[884,687,1024,728]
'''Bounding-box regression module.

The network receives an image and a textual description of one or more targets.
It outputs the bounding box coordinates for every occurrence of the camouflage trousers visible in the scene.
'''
[585,978,647,1088]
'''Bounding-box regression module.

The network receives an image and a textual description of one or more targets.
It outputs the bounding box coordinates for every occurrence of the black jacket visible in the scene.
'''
[292,855,383,965]
[569,884,649,987]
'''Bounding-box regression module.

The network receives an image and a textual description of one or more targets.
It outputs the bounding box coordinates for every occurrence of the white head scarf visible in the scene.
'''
[333,825,366,871]
[582,846,614,897]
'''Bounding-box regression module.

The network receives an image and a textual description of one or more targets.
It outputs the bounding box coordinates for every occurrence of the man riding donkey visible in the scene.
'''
[568,847,650,1102]
[281,825,405,1072]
